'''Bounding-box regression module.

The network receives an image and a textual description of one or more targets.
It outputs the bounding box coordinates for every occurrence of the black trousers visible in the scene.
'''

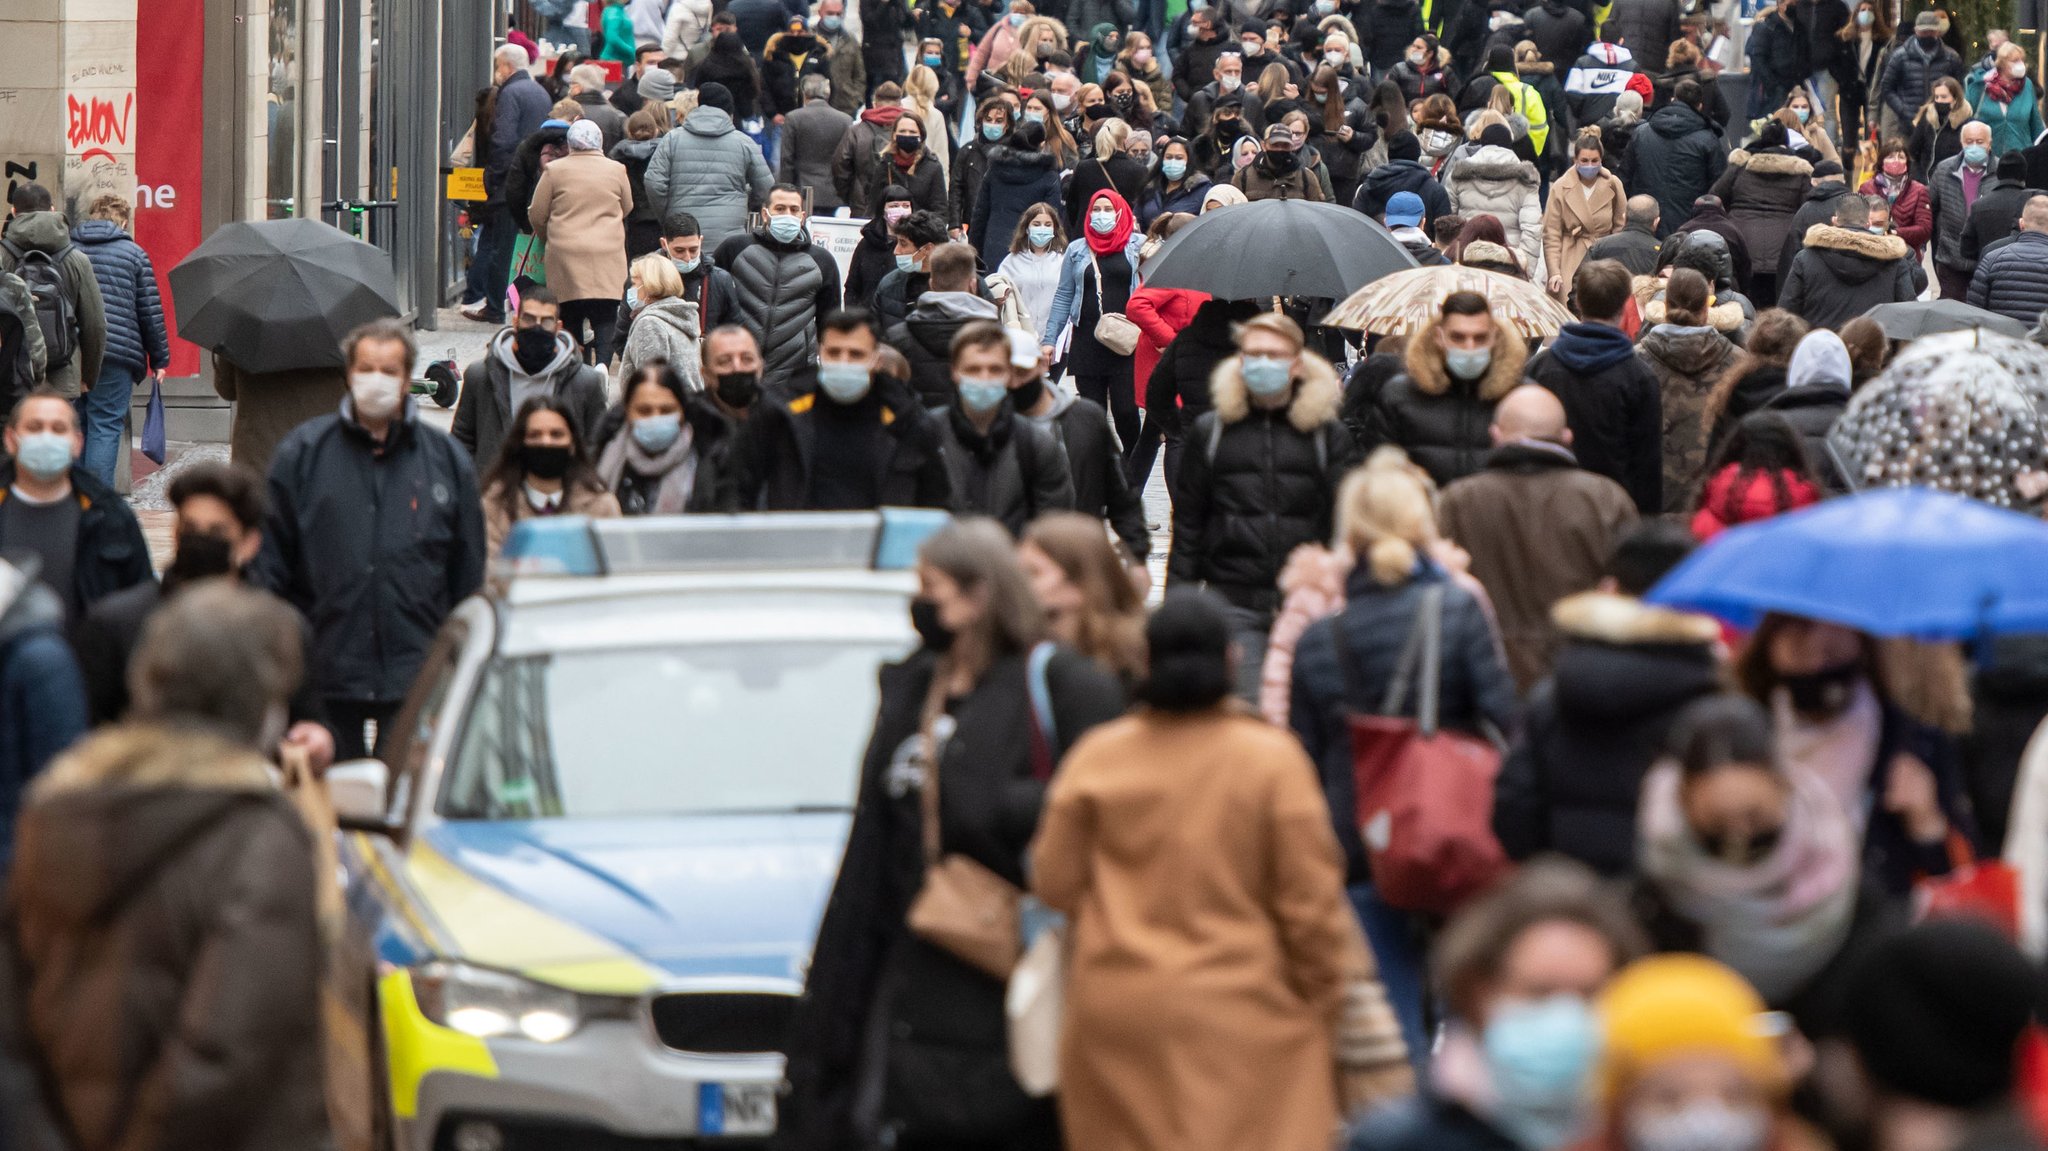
[1073,369,1139,459]
[325,699,403,762]
[560,298,618,365]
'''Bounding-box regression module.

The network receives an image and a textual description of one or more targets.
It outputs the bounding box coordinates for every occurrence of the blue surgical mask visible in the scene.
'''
[924,53,944,67]
[1090,209,1119,234]
[1161,157,1187,180]
[896,253,921,274]
[821,15,843,32]
[13,432,73,482]
[983,121,1006,141]
[1793,106,1811,123]
[1028,223,1056,247]
[625,284,642,311]
[1241,354,1293,397]
[1965,143,1991,166]
[1009,11,1026,25]
[1482,996,1601,1151]
[957,375,1009,413]
[1024,109,1047,124]
[767,214,804,243]
[1445,345,1492,381]
[673,256,701,276]
[1576,162,1603,182]
[817,362,874,403]
[630,411,682,453]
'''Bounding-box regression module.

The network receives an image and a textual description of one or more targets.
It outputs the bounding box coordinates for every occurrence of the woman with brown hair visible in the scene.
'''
[1829,0,1893,149]
[481,395,621,557]
[1638,268,1741,512]
[1018,512,1148,683]
[611,105,670,259]
[1655,37,1729,130]
[1906,75,1971,180]
[1700,307,1810,454]
[1305,64,1376,204]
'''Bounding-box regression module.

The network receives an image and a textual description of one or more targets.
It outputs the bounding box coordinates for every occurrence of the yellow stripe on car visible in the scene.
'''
[379,969,498,1119]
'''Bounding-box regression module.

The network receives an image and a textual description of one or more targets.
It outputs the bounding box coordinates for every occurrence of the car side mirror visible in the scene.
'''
[328,759,394,832]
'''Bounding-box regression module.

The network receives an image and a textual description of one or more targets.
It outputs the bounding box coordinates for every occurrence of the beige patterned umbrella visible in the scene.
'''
[1324,265,1576,338]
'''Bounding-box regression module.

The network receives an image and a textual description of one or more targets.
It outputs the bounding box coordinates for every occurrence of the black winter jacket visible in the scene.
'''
[1494,592,1722,876]
[739,374,954,511]
[1970,230,2048,325]
[1167,352,1358,605]
[1521,0,1589,67]
[1525,322,1664,514]
[714,227,844,389]
[1777,223,1920,332]
[931,401,1077,535]
[1352,158,1454,223]
[1709,148,1814,277]
[1583,220,1662,274]
[950,133,1001,232]
[1960,178,2044,266]
[971,145,1063,269]
[1778,180,1853,275]
[1624,102,1727,236]
[504,125,569,233]
[1760,384,1848,492]
[251,405,486,702]
[1881,34,1966,127]
[70,220,168,379]
[1364,0,1427,73]
[0,461,150,620]
[887,290,1001,405]
[1364,313,1528,486]
[590,394,746,513]
[1027,389,1150,559]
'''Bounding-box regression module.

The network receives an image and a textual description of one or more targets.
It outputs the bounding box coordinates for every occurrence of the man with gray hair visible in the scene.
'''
[567,62,627,152]
[1584,193,1662,275]
[1970,194,2048,324]
[1928,119,1997,302]
[780,73,853,213]
[468,43,554,324]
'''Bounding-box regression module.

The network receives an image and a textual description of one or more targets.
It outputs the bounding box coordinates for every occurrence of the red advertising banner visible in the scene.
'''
[132,0,206,377]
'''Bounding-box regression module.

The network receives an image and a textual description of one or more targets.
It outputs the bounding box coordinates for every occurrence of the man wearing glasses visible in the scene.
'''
[452,284,608,467]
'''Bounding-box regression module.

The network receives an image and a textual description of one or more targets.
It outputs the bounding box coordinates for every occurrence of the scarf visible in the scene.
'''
[597,418,698,513]
[1987,71,2025,105]
[1638,759,1859,1003]
[1773,680,1883,837]
[1083,187,1135,254]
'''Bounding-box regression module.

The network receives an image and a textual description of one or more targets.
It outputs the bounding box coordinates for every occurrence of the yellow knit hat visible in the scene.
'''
[1596,955,1786,1101]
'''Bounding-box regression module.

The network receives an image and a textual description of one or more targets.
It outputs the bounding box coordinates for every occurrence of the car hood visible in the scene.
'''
[417,813,851,990]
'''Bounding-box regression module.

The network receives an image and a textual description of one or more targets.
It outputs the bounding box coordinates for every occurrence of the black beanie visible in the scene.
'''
[697,81,735,114]
[1484,44,1514,73]
[2000,151,2030,182]
[1843,921,2044,1109]
[1478,124,1514,149]
[1386,130,1421,162]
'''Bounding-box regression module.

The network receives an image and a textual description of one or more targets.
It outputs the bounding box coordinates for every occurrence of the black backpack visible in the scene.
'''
[0,278,36,413]
[1,241,77,371]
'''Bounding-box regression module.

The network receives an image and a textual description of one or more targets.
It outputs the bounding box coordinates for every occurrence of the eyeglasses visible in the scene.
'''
[517,315,562,332]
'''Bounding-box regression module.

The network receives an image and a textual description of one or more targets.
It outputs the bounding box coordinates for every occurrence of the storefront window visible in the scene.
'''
[267,0,303,217]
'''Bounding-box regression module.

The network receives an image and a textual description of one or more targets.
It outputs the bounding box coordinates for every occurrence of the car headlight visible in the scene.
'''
[412,961,582,1043]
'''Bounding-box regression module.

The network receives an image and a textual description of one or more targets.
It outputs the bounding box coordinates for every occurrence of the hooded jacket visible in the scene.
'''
[971,144,1063,268]
[1365,314,1528,487]
[886,290,1000,405]
[68,219,167,381]
[1778,179,1854,274]
[1168,352,1359,603]
[1352,159,1454,224]
[1494,592,1723,875]
[1443,145,1544,275]
[1689,464,1822,539]
[455,328,608,467]
[1778,224,1918,331]
[0,580,83,869]
[1635,323,1741,512]
[1525,322,1664,513]
[931,400,1076,535]
[644,107,775,252]
[1969,229,2048,325]
[1623,103,1728,235]
[1708,148,1815,276]
[713,223,843,389]
[619,294,704,384]
[0,212,106,397]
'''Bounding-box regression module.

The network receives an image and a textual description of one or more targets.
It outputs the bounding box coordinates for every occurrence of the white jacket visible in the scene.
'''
[1444,144,1545,279]
[662,0,713,58]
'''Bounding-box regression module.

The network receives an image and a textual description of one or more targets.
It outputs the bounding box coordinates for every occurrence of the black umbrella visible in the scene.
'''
[169,218,400,373]
[1864,298,2029,341]
[1137,199,1419,300]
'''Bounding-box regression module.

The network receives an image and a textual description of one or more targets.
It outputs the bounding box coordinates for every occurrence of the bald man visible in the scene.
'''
[1584,194,1664,276]
[1436,385,1639,690]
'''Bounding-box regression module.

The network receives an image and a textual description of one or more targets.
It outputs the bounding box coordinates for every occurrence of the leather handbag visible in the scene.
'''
[1089,255,1140,356]
[905,672,1025,980]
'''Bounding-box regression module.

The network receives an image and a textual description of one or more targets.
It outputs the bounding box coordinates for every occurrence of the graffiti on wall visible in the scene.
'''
[65,93,133,164]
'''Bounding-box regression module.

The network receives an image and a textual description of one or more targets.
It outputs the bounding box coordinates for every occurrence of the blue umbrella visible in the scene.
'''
[1646,487,2048,637]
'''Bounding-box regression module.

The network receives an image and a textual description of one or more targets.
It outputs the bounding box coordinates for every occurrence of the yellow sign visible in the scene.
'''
[445,167,486,201]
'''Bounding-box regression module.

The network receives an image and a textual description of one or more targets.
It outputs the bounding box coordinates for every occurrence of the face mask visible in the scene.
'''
[631,411,683,452]
[1010,374,1046,410]
[349,370,406,421]
[2012,63,2029,79]
[1325,50,1348,67]
[1265,148,1301,173]
[1696,824,1785,866]
[957,375,1009,413]
[1856,9,1872,24]
[818,361,874,403]
[911,598,955,650]
[1936,99,1955,112]
[767,214,804,243]
[523,443,574,480]
[1781,660,1863,719]
[714,370,761,408]
[1793,106,1811,123]
[885,205,912,225]
[625,284,643,313]
[1090,209,1119,234]
[1965,143,1990,165]
[1216,115,1242,135]
[13,431,73,482]
[512,326,559,373]
[1425,128,1456,150]
[1024,109,1047,124]
[1161,157,1188,180]
[1317,0,1338,11]
[1051,91,1073,111]
[1242,40,1263,57]
[896,132,923,153]
[1241,354,1293,396]
[1628,1103,1771,1151]
[1191,0,1208,11]
[1009,10,1025,24]
[1444,346,1492,381]
[1133,49,1153,66]
[1919,32,1941,46]
[896,253,921,274]
[1882,157,1908,176]
[168,529,237,585]
[821,15,843,31]
[1483,996,1602,1150]
[983,121,1006,140]
[673,255,701,276]
[1577,162,1604,182]
[1407,48,1427,66]
[924,53,944,67]
[1029,223,1057,247]
[1218,72,1241,91]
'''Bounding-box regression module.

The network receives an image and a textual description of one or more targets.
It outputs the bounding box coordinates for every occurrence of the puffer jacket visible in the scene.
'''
[1290,562,1518,881]
[1969,229,2048,325]
[1364,313,1528,487]
[1167,352,1359,606]
[644,107,774,252]
[1688,463,1821,539]
[1881,34,1966,128]
[1443,145,1544,277]
[1352,159,1454,223]
[931,401,1077,535]
[1777,223,1920,331]
[8,726,328,1151]
[971,144,1063,269]
[1635,322,1740,513]
[714,225,842,389]
[1494,592,1722,875]
[887,290,1000,405]
[1708,148,1814,276]
[68,220,167,380]
[619,294,703,384]
[1623,102,1727,236]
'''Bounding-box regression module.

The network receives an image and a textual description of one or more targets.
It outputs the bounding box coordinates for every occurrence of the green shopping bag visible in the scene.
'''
[510,232,547,287]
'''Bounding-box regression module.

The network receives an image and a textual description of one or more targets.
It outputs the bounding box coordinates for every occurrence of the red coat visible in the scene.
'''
[1859,176,1933,257]
[1127,286,1207,395]
[1690,464,1821,540]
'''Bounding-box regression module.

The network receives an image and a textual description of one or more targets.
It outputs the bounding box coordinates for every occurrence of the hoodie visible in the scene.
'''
[1527,322,1664,514]
[891,290,999,403]
[0,211,105,395]
[1546,321,1638,373]
[455,327,608,466]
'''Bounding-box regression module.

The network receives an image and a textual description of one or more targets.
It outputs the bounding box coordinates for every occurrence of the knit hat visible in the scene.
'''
[1786,330,1852,393]
[566,119,604,152]
[1201,183,1249,211]
[1385,191,1426,226]
[1844,921,2043,1109]
[1812,159,1844,178]
[2001,152,2030,181]
[638,67,677,102]
[1915,10,1942,30]
[1485,44,1514,72]
[697,81,735,114]
[1597,955,1785,1102]
[1386,130,1421,162]
[1478,123,1514,149]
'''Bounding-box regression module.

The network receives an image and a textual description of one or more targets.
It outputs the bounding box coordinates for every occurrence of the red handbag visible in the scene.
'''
[1331,585,1511,917]
[1914,831,2022,941]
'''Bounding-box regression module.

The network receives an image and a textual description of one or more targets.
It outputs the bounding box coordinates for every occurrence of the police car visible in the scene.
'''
[327,511,939,1151]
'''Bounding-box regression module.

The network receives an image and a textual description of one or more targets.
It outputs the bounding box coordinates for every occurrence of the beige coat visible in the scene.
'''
[482,478,622,558]
[1032,707,1412,1151]
[1541,166,1627,297]
[529,151,634,302]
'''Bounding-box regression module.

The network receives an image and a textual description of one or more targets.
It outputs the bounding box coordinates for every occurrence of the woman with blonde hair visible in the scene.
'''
[1018,512,1148,683]
[1966,41,2043,158]
[1066,117,1150,230]
[902,63,951,171]
[617,252,700,385]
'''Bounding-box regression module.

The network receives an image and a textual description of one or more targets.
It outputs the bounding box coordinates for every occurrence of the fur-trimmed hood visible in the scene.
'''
[1209,350,1343,431]
[30,724,275,801]
[1725,148,1814,178]
[1640,292,1748,333]
[1449,144,1540,186]
[1552,591,1722,647]
[1401,313,1528,400]
[1802,222,1910,261]
[1914,98,1974,130]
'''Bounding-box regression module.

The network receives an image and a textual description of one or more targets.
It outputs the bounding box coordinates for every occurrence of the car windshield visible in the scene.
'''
[439,641,900,819]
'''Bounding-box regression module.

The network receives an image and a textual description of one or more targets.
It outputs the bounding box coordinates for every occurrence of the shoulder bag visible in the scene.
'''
[1089,253,1141,356]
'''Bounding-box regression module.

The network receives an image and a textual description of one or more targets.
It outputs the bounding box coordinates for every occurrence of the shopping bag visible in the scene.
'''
[140,374,166,465]
[1914,831,2022,940]
[1006,916,1066,1097]
[510,232,547,286]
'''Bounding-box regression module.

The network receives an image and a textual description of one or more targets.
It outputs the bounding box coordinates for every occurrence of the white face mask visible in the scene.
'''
[1218,72,1242,91]
[1052,90,1073,110]
[350,371,405,421]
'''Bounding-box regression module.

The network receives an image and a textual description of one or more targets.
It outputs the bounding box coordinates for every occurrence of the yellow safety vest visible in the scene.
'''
[1491,70,1550,154]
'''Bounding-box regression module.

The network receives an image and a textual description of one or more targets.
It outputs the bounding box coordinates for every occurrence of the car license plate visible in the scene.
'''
[699,1082,777,1136]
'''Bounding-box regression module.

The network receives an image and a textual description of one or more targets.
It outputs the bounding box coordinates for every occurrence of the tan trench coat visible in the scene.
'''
[529,151,633,302]
[1541,166,1627,298]
[1032,706,1410,1151]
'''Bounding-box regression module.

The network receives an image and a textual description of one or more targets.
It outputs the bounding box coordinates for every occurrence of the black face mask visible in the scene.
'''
[1010,375,1046,410]
[1695,825,1785,867]
[523,443,574,480]
[167,529,237,588]
[784,33,815,52]
[1781,660,1864,719]
[896,135,923,154]
[715,370,762,408]
[910,598,954,652]
[1264,148,1301,173]
[1215,117,1242,137]
[512,326,558,373]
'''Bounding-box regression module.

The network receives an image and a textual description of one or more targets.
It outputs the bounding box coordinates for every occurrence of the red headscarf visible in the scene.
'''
[1083,188,1135,255]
